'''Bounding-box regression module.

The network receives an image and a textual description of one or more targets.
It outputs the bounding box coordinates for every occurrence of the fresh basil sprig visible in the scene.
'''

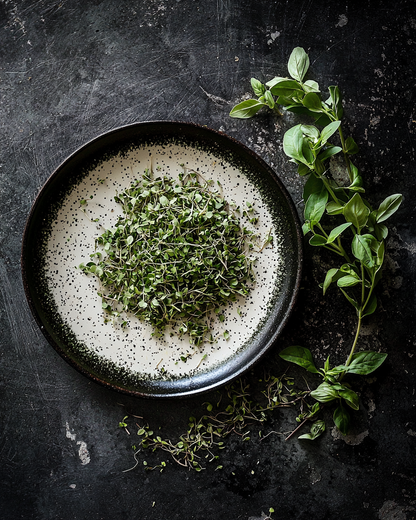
[230,47,402,437]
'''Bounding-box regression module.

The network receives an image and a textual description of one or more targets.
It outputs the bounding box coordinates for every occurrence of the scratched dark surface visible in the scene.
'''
[1,1,416,519]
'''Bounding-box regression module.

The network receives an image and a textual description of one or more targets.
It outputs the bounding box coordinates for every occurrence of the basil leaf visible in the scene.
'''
[362,293,377,317]
[337,386,360,410]
[279,346,319,373]
[302,221,311,235]
[284,105,316,117]
[302,92,322,112]
[337,275,361,288]
[303,172,324,204]
[250,78,265,97]
[266,76,290,88]
[318,145,342,161]
[376,239,385,267]
[302,140,315,165]
[345,136,359,155]
[343,193,370,231]
[314,113,332,127]
[375,194,403,223]
[340,288,360,310]
[304,185,328,223]
[298,420,326,441]
[303,79,320,93]
[346,351,387,375]
[323,268,342,295]
[270,79,304,97]
[347,162,365,192]
[288,47,310,82]
[328,86,344,119]
[333,401,350,435]
[352,234,375,267]
[307,402,321,419]
[297,163,311,176]
[229,99,265,119]
[374,222,388,241]
[264,90,275,109]
[320,120,341,145]
[310,382,339,403]
[339,263,360,275]
[326,201,344,215]
[301,124,320,140]
[309,234,328,246]
[283,125,305,162]
[326,222,352,244]
[348,179,365,193]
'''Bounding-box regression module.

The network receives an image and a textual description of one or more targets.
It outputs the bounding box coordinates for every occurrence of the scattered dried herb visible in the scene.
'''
[121,374,307,472]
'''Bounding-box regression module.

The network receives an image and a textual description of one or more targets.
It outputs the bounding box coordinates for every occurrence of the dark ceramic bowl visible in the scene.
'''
[21,121,302,398]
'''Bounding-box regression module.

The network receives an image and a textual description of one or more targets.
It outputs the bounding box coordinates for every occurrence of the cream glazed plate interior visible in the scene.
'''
[22,122,302,397]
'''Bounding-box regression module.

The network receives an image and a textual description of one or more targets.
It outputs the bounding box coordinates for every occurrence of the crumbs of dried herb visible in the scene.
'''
[79,168,259,346]
[120,374,307,472]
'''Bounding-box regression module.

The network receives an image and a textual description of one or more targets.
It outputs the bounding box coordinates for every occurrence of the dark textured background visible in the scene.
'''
[1,1,415,519]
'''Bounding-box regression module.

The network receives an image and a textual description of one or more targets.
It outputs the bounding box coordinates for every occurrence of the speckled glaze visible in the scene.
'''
[21,122,302,397]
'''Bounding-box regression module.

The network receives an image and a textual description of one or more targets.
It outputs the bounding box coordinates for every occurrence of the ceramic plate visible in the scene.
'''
[21,122,302,398]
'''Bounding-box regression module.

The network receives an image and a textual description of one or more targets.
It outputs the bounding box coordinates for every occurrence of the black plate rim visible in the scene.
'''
[21,120,303,398]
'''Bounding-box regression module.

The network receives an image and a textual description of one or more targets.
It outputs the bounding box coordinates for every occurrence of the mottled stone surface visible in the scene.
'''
[1,1,415,519]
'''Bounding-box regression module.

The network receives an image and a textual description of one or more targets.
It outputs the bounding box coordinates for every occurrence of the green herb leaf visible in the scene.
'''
[304,186,328,223]
[318,145,342,161]
[301,124,320,140]
[303,172,324,204]
[159,195,169,206]
[266,76,291,88]
[337,275,360,288]
[333,401,350,435]
[229,99,265,119]
[320,120,341,144]
[323,268,342,295]
[302,92,322,112]
[345,136,359,155]
[326,201,344,215]
[362,293,378,317]
[303,79,320,93]
[298,419,326,440]
[309,234,328,246]
[283,125,306,163]
[279,346,319,373]
[270,79,304,97]
[339,288,360,311]
[310,382,339,403]
[337,386,360,410]
[264,90,275,109]
[352,234,375,267]
[328,86,343,119]
[288,47,310,82]
[343,193,370,231]
[375,194,403,223]
[345,351,387,375]
[250,77,266,97]
[326,222,352,244]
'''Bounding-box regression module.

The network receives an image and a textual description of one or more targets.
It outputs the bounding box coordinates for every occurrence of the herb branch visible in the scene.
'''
[230,47,402,437]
